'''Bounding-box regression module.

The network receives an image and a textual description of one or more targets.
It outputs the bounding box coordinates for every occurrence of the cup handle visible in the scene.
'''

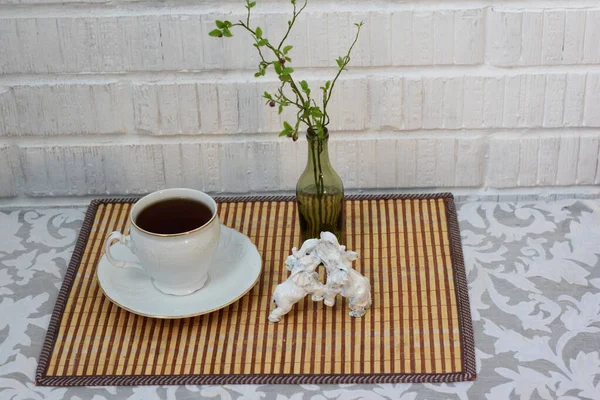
[104,232,143,270]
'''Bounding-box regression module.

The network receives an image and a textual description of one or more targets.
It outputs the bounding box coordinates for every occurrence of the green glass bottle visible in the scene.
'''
[296,128,344,243]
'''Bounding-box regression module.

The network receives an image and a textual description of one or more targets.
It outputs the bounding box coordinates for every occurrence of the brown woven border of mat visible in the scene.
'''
[36,193,476,386]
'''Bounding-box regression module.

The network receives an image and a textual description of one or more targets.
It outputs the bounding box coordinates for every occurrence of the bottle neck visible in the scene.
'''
[306,130,332,169]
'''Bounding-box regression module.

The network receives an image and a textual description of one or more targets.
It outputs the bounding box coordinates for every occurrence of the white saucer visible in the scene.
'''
[97,225,262,319]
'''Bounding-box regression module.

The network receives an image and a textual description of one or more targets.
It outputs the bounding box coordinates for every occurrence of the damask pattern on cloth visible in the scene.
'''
[1,200,599,399]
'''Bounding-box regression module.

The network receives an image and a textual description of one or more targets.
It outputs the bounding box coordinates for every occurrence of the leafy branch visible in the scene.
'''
[209,0,363,140]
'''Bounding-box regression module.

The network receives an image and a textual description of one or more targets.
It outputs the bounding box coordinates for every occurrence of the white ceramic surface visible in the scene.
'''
[103,188,221,296]
[98,225,262,318]
[269,232,371,323]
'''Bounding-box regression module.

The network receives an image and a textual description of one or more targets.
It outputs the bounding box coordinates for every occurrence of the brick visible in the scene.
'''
[543,74,567,127]
[369,78,403,130]
[248,141,281,192]
[375,139,397,189]
[162,144,184,189]
[556,135,580,185]
[237,82,260,134]
[541,11,566,65]
[537,136,561,185]
[396,138,417,187]
[522,75,546,127]
[517,137,540,187]
[577,135,599,184]
[502,75,523,128]
[489,10,522,66]
[328,79,368,132]
[278,139,301,191]
[443,77,464,129]
[307,12,330,68]
[199,142,221,193]
[521,11,543,66]
[583,11,600,64]
[463,77,484,128]
[217,84,239,134]
[483,77,505,128]
[0,146,19,197]
[435,137,456,186]
[327,13,352,68]
[455,137,484,187]
[490,8,600,66]
[416,139,436,187]
[20,145,165,195]
[487,136,520,188]
[197,83,220,134]
[403,79,423,130]
[1,83,132,135]
[17,133,488,197]
[422,78,444,129]
[433,10,454,65]
[0,8,484,73]
[132,85,159,134]
[369,12,392,66]
[564,74,586,127]
[454,9,484,64]
[351,11,371,68]
[331,140,359,190]
[412,12,434,65]
[563,10,587,64]
[584,74,600,127]
[391,11,414,66]
[3,73,600,137]
[357,140,377,189]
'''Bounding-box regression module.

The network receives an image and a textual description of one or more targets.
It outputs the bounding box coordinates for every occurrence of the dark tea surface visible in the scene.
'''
[135,198,213,234]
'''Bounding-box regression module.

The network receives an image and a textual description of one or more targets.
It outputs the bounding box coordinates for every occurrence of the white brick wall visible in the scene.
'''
[1,1,600,199]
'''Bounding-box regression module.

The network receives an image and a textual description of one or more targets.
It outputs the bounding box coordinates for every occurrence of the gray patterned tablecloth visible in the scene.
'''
[1,200,599,399]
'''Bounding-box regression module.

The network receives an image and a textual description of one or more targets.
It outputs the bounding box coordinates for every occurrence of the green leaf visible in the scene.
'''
[248,1,256,7]
[283,121,293,131]
[282,67,294,74]
[216,20,225,29]
[273,61,282,74]
[257,38,268,46]
[224,20,233,28]
[325,80,331,90]
[255,27,263,38]
[263,92,273,100]
[283,45,293,54]
[278,105,283,114]
[310,107,323,118]
[222,28,233,37]
[336,56,344,68]
[300,81,311,96]
[254,72,262,78]
[209,29,223,37]
[285,56,292,62]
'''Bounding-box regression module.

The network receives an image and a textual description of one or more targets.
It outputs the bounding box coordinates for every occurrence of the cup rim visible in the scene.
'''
[129,188,218,237]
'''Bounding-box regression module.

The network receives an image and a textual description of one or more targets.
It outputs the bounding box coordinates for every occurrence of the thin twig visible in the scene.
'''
[277,0,308,51]
[323,23,363,125]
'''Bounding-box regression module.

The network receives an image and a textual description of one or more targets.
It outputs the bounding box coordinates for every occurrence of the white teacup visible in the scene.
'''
[104,188,221,296]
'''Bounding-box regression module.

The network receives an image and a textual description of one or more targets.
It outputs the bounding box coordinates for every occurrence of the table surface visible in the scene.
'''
[1,199,599,400]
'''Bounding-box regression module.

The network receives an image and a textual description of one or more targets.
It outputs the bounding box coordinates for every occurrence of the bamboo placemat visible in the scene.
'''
[36,193,475,386]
